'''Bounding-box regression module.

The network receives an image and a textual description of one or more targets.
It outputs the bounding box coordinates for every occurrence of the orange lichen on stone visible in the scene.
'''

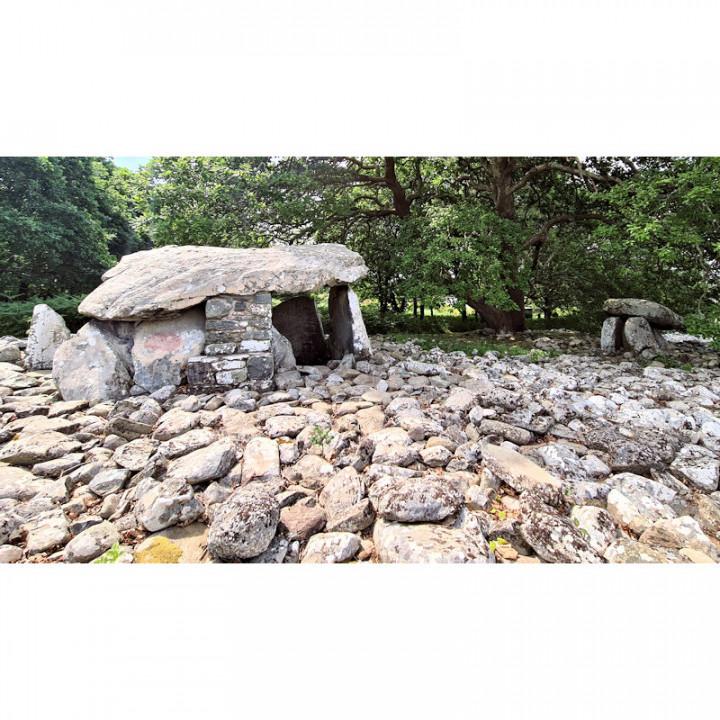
[135,536,183,564]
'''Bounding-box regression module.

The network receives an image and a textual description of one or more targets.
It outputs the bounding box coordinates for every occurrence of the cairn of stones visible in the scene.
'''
[600,298,685,357]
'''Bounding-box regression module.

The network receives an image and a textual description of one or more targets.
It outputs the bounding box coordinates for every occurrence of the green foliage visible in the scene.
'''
[686,306,720,348]
[0,157,146,300]
[0,294,85,337]
[309,425,332,446]
[92,542,124,564]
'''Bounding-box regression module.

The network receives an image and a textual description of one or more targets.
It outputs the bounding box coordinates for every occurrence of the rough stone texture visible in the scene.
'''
[301,532,361,563]
[374,476,463,523]
[113,438,158,472]
[64,520,119,563]
[603,298,684,329]
[80,244,368,321]
[272,296,329,365]
[164,439,236,485]
[670,444,720,492]
[241,437,280,483]
[272,327,296,371]
[0,431,81,466]
[604,538,681,563]
[207,489,280,561]
[328,285,372,360]
[132,308,205,391]
[373,518,492,563]
[53,321,133,403]
[570,505,617,555]
[600,316,624,354]
[639,516,719,559]
[623,316,660,354]
[137,479,204,532]
[482,443,562,494]
[520,492,601,563]
[24,304,71,370]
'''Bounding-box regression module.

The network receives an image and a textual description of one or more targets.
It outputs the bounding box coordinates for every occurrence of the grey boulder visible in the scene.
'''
[24,304,71,370]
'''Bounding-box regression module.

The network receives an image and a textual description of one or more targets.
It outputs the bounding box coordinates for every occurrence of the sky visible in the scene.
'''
[112,156,151,172]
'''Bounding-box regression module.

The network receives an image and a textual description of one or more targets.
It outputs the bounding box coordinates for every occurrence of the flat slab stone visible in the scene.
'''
[603,298,684,329]
[272,296,329,365]
[79,244,368,321]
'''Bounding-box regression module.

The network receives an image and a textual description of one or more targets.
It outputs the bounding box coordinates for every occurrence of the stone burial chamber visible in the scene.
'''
[52,243,372,403]
[600,297,684,357]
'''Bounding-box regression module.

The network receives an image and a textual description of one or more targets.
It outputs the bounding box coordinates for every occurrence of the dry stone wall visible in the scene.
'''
[187,292,274,391]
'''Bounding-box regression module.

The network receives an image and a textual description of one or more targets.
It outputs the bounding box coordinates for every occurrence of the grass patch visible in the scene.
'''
[387,332,532,357]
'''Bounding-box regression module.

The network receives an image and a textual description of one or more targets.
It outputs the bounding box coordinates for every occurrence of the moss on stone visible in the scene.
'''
[135,536,183,564]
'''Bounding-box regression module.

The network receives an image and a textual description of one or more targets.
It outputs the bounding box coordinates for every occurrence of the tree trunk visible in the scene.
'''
[413,298,418,317]
[467,288,526,332]
[420,303,425,320]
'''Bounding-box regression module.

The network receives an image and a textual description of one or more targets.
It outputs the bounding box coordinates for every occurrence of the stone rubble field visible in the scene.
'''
[1,330,719,564]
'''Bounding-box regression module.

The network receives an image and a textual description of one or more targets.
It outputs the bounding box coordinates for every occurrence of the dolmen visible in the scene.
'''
[600,298,684,356]
[51,244,372,403]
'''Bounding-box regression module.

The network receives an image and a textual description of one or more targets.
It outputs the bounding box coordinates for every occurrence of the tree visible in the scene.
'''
[0,156,145,299]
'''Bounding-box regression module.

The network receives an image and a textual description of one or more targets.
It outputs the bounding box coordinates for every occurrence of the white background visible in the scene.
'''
[1,2,719,718]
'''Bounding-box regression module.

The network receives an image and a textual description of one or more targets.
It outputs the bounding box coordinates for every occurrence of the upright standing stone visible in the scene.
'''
[24,304,71,370]
[623,316,660,353]
[600,316,624,354]
[132,308,205,391]
[272,296,329,365]
[53,322,133,403]
[328,285,372,360]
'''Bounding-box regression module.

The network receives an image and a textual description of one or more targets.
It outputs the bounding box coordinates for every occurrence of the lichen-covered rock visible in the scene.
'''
[319,467,365,519]
[279,500,326,541]
[134,535,183,563]
[24,509,70,555]
[131,308,205,391]
[373,517,492,563]
[0,466,53,501]
[301,532,361,563]
[164,439,236,485]
[639,516,718,560]
[79,244,368,321]
[670,444,720,491]
[482,443,562,494]
[24,304,71,370]
[0,431,81,466]
[64,521,119,563]
[519,491,601,563]
[112,437,158,472]
[374,476,463,523]
[207,488,280,561]
[570,505,618,555]
[53,321,133,403]
[241,437,280,483]
[136,479,204,532]
[271,327,296,371]
[603,538,682,563]
[622,316,661,353]
[605,472,677,534]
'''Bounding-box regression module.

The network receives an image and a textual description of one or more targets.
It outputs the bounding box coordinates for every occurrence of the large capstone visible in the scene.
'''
[603,298,684,330]
[272,296,329,365]
[79,244,368,321]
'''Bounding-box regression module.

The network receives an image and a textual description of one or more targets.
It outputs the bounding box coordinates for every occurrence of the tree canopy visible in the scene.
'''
[2,155,718,334]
